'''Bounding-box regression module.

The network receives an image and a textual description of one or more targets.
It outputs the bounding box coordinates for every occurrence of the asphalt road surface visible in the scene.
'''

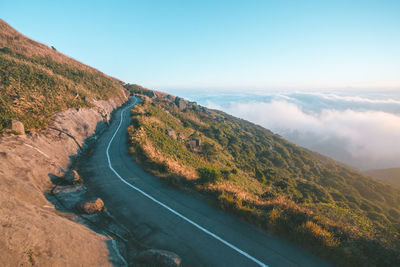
[82,97,331,267]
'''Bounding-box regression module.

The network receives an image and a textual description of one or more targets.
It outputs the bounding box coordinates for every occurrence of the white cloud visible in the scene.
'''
[206,100,400,170]
[302,92,400,105]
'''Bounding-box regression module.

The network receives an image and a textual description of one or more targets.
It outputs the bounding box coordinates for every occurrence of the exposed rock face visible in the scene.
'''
[135,249,181,267]
[11,119,24,135]
[174,97,188,110]
[187,138,201,150]
[64,170,82,184]
[0,90,129,266]
[76,198,105,214]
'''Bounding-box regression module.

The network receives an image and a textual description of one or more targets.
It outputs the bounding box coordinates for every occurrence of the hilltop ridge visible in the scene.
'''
[0,20,130,266]
[126,84,400,266]
[0,19,126,133]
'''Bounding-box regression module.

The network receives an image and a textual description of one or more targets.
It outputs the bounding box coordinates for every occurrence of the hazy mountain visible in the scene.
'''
[364,168,400,187]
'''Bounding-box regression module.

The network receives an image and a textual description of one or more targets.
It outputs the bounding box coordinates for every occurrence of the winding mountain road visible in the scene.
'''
[82,97,331,267]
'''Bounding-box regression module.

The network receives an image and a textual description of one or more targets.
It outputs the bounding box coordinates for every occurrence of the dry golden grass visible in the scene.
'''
[142,139,198,179]
[180,112,207,127]
[0,52,77,86]
[300,221,339,247]
[142,116,163,126]
[0,19,127,133]
[166,160,199,180]
[0,19,117,80]
[207,181,267,205]
[0,51,100,102]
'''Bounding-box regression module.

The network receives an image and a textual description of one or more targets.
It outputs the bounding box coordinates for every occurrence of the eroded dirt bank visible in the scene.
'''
[0,88,129,266]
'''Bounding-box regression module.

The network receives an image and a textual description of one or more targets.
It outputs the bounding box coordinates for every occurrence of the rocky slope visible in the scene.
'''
[0,19,125,133]
[0,92,129,266]
[0,20,133,266]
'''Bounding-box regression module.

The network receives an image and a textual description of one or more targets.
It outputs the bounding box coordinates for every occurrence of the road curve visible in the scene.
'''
[82,97,331,267]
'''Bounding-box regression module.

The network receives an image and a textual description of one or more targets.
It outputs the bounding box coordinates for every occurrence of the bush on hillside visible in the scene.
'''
[197,167,220,184]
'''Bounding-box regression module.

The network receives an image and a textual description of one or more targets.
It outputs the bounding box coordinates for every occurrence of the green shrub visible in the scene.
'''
[157,161,169,173]
[201,142,217,159]
[197,167,220,183]
[220,169,231,179]
[255,168,266,183]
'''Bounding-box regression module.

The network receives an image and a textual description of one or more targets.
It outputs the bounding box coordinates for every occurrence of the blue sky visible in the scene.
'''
[1,0,400,91]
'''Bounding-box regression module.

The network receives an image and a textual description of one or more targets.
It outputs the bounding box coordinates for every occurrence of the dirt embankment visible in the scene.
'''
[0,88,129,266]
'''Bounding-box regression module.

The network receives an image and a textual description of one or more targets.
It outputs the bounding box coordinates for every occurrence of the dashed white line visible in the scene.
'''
[106,97,269,267]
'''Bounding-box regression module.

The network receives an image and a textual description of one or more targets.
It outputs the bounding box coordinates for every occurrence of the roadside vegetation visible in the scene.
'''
[126,85,400,266]
[0,19,124,133]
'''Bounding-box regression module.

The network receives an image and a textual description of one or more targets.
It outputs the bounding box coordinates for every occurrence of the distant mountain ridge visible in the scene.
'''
[364,168,400,187]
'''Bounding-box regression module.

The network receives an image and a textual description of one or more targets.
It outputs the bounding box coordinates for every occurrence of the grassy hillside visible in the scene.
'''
[364,168,400,187]
[0,20,125,133]
[127,86,400,266]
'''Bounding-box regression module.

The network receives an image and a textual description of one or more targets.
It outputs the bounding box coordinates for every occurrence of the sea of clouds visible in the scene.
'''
[172,89,400,170]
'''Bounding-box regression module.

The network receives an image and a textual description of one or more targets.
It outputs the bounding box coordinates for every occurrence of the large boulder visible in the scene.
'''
[174,97,188,110]
[11,119,25,135]
[135,249,181,267]
[76,198,105,214]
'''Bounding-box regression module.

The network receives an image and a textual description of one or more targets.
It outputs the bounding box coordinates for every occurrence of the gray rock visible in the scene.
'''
[187,138,201,150]
[174,97,188,110]
[135,249,181,267]
[11,120,24,135]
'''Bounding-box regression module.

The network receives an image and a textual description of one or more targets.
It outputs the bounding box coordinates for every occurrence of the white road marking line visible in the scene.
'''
[106,234,128,267]
[106,98,268,267]
[24,143,50,158]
